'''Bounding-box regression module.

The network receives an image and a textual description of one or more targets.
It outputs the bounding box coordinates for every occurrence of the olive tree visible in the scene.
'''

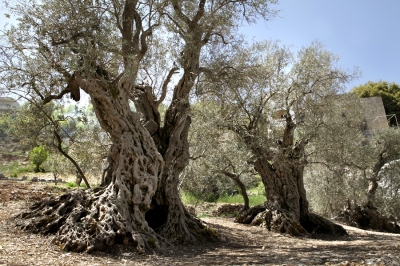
[305,96,400,232]
[0,0,278,253]
[200,41,359,236]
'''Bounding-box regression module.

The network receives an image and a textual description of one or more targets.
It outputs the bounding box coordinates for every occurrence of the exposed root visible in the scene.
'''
[235,203,346,237]
[300,212,347,236]
[15,186,166,253]
[334,201,400,234]
[152,200,219,244]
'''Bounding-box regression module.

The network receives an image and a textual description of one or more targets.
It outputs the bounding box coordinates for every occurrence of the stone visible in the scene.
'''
[0,173,6,179]
[21,176,27,181]
[212,204,244,217]
[31,176,38,182]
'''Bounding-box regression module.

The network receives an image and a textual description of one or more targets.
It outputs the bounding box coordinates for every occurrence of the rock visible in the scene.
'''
[213,204,244,217]
[31,177,38,182]
[21,176,28,181]
[0,173,6,179]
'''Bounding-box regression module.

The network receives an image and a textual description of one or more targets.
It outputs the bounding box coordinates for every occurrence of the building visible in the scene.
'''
[0,97,20,112]
[359,97,396,135]
[271,96,396,137]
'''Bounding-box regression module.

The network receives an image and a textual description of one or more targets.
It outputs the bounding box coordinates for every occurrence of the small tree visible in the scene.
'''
[182,101,258,210]
[30,145,49,172]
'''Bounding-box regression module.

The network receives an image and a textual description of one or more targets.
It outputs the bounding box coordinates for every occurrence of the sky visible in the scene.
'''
[1,0,399,93]
[240,0,400,91]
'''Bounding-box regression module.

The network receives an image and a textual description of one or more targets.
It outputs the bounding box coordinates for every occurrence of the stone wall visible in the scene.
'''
[360,97,389,132]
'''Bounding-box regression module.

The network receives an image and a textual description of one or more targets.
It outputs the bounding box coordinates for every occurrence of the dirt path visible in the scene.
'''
[0,181,400,265]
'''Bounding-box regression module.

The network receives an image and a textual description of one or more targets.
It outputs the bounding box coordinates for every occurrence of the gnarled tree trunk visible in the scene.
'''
[145,99,214,242]
[16,77,166,253]
[236,151,346,236]
[335,146,400,234]
[235,115,346,236]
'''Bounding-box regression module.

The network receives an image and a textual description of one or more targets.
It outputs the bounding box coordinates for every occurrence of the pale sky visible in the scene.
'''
[241,0,400,91]
[1,1,399,92]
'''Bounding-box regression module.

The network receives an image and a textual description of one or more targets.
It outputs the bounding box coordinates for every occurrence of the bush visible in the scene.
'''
[65,182,86,188]
[29,145,49,173]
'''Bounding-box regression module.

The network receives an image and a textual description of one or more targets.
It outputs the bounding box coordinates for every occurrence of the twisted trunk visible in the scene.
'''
[16,77,166,253]
[131,20,214,241]
[237,160,347,236]
[146,100,213,242]
[234,115,346,236]
[336,145,400,233]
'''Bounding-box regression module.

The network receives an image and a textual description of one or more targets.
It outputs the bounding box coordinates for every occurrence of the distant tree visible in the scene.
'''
[0,113,10,138]
[352,81,400,126]
[182,102,258,210]
[9,101,95,187]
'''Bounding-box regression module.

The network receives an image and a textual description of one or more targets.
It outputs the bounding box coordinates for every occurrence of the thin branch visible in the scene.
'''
[155,67,179,106]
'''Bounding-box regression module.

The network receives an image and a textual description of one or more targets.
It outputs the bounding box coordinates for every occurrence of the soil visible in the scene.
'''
[0,180,400,265]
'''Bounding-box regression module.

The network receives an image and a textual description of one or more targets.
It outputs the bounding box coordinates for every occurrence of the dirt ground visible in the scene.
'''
[0,180,400,266]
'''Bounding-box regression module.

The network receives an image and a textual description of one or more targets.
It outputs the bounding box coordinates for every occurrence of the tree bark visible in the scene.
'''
[145,100,213,242]
[234,116,346,237]
[16,77,167,253]
[335,144,400,233]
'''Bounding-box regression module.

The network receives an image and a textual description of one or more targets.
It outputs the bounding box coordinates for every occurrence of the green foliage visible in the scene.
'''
[352,81,400,126]
[0,113,10,138]
[29,145,49,173]
[65,182,78,188]
[217,194,266,207]
[180,181,266,207]
[65,182,87,188]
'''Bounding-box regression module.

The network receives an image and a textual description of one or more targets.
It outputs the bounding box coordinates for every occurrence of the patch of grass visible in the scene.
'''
[198,213,208,218]
[65,182,87,188]
[217,193,266,207]
[180,191,201,205]
[0,162,34,177]
[249,195,266,206]
[216,194,244,204]
[65,182,79,188]
[247,181,266,196]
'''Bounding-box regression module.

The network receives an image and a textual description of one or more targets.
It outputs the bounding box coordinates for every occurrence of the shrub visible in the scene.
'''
[29,145,49,173]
